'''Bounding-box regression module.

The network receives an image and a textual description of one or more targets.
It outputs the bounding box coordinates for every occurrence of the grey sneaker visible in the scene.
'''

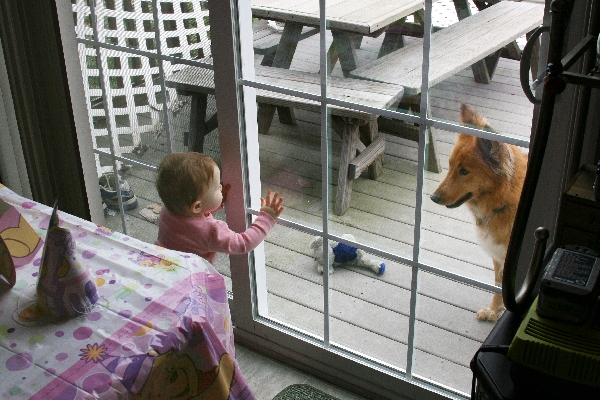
[99,173,138,211]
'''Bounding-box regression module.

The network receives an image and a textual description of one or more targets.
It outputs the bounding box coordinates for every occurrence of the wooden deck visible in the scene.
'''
[101,28,535,396]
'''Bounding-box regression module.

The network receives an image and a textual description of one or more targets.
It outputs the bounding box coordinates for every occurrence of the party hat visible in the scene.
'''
[35,201,98,319]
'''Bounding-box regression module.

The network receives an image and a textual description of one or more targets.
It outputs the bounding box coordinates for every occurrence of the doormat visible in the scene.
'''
[273,384,340,400]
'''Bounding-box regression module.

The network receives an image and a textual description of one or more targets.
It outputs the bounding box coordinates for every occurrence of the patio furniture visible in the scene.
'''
[252,19,320,68]
[165,64,404,215]
[252,0,426,76]
[352,0,544,101]
[350,0,544,172]
[251,0,428,140]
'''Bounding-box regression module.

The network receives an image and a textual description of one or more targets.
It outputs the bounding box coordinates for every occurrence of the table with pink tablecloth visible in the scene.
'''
[0,185,254,399]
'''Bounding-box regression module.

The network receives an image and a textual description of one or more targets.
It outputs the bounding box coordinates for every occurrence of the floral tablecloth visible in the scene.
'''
[0,185,254,399]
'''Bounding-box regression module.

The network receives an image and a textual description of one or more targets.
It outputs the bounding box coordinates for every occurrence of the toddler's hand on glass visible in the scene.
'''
[260,190,284,219]
[221,183,231,206]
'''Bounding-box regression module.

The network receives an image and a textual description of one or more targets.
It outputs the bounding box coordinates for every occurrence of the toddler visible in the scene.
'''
[155,152,284,264]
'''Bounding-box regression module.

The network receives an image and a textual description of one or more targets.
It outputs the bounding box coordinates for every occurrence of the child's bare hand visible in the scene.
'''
[221,182,231,204]
[260,190,284,219]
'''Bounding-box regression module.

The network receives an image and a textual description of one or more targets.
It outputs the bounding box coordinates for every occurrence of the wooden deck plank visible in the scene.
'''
[264,252,488,355]
[350,2,544,93]
[265,224,494,321]
[265,289,410,366]
[263,261,483,394]
[259,155,483,256]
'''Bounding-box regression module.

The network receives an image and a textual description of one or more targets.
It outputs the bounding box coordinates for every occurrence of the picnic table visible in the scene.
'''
[250,0,543,173]
[252,0,426,75]
[165,64,404,215]
[251,0,432,166]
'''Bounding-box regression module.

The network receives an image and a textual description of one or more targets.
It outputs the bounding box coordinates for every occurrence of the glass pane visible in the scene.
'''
[320,0,416,373]
[413,271,496,395]
[249,1,329,340]
[251,87,327,231]
[263,228,325,339]
[427,0,542,142]
[249,10,328,231]
[329,252,410,371]
[250,0,425,370]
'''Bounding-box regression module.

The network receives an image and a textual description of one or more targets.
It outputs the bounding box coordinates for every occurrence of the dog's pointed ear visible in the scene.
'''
[460,104,488,127]
[477,137,512,175]
[460,104,512,175]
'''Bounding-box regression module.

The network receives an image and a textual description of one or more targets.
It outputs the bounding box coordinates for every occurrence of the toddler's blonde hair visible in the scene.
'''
[156,152,217,215]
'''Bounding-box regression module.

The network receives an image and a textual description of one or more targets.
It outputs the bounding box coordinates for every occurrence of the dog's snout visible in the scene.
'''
[430,193,442,204]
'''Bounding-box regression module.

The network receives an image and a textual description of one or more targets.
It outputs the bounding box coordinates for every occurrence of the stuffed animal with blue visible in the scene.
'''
[309,234,386,275]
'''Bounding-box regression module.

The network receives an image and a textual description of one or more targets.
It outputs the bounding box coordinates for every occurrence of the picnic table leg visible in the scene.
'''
[332,116,360,215]
[453,0,472,20]
[188,92,208,153]
[360,119,384,179]
[351,34,363,49]
[425,127,442,173]
[377,18,407,58]
[328,30,358,77]
[526,29,540,80]
[451,0,509,84]
[457,0,525,83]
[260,48,277,67]
[408,95,442,173]
[256,22,303,133]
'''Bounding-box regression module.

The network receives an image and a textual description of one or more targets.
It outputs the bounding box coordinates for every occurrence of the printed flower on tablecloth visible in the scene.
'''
[131,251,179,272]
[80,343,107,363]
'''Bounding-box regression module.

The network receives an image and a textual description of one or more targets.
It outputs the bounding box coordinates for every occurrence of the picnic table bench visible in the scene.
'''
[351,0,544,171]
[165,64,404,215]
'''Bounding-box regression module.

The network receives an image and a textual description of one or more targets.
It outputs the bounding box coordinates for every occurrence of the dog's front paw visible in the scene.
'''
[476,306,504,322]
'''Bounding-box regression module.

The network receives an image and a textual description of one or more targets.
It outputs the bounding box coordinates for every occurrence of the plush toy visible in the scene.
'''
[309,234,386,275]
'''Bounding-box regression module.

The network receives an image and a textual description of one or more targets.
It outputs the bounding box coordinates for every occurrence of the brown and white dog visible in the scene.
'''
[430,104,527,322]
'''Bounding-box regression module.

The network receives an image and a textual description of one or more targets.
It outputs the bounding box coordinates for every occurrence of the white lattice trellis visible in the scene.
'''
[72,0,211,174]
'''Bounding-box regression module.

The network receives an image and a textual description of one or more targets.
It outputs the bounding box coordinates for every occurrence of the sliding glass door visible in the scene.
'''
[227,0,548,398]
[63,0,556,398]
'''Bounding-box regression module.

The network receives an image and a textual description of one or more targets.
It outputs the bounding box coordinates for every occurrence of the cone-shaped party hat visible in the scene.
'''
[34,201,98,319]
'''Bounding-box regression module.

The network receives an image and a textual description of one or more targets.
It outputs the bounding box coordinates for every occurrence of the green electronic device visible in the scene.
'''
[507,245,600,388]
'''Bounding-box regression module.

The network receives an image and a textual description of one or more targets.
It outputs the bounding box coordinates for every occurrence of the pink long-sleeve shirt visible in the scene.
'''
[156,207,276,264]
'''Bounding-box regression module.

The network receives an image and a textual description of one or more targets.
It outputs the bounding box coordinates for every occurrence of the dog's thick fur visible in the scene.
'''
[430,104,527,322]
